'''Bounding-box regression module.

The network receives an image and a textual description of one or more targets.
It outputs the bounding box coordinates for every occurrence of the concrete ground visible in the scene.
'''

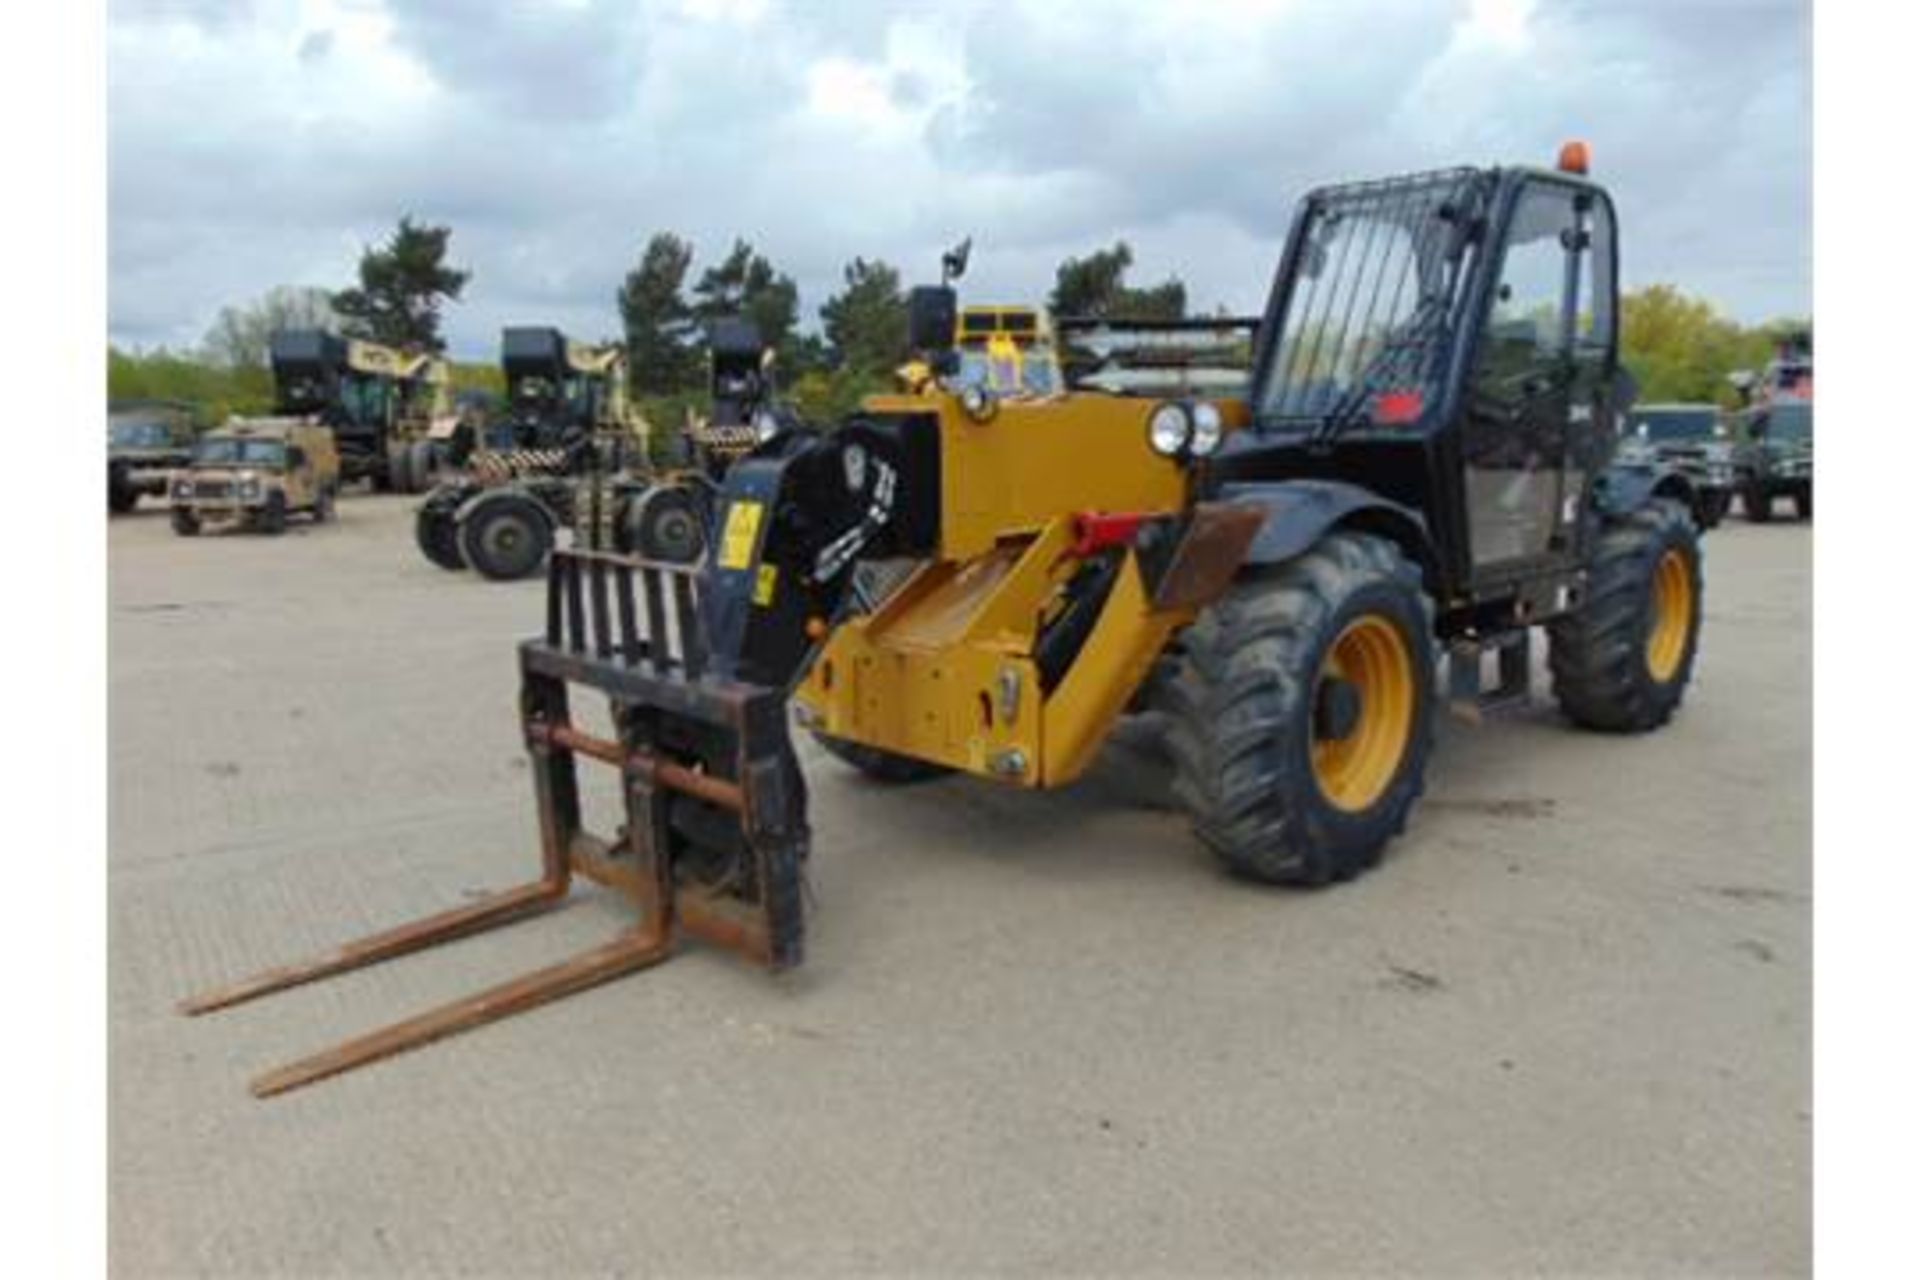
[109,495,1810,1277]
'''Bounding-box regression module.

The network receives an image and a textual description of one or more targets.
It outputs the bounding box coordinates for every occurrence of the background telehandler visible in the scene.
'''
[415,322,778,579]
[267,329,452,493]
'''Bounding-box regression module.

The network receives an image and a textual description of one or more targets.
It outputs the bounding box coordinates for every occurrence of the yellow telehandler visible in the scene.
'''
[186,146,1707,1096]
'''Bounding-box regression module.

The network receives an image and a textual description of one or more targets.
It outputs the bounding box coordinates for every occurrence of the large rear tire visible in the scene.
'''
[1158,532,1436,886]
[1548,497,1701,732]
[385,444,412,495]
[1793,488,1811,521]
[170,508,200,537]
[458,494,553,581]
[1743,483,1772,523]
[407,439,436,494]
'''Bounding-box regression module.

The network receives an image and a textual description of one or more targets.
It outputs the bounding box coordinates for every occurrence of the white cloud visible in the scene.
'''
[108,0,1811,357]
[1461,0,1536,50]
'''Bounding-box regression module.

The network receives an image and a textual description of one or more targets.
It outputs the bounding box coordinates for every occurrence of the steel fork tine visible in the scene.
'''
[178,880,567,1016]
[249,930,673,1097]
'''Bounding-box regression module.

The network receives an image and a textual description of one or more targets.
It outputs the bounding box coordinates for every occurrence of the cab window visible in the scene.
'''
[1482,185,1577,360]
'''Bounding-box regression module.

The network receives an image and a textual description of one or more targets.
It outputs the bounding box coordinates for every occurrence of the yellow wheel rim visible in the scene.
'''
[1310,615,1417,813]
[1646,548,1693,683]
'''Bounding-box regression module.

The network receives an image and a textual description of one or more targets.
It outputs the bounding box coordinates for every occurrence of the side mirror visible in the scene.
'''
[907,285,957,357]
[287,447,305,467]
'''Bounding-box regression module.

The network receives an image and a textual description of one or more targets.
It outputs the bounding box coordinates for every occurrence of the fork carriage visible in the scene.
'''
[181,547,808,1097]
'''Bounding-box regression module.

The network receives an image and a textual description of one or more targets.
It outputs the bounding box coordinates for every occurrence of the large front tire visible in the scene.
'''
[1159,532,1436,886]
[458,494,553,581]
[109,465,140,514]
[626,484,708,563]
[1548,497,1701,732]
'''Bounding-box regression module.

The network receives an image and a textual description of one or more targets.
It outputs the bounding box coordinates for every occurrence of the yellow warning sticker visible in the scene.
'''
[718,500,764,570]
[754,564,779,606]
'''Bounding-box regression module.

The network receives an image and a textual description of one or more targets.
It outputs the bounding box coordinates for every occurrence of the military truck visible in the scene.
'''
[1729,335,1813,522]
[1731,399,1812,521]
[952,305,1064,396]
[1618,403,1735,528]
[108,399,195,513]
[268,330,452,494]
[169,420,340,535]
[890,248,1068,401]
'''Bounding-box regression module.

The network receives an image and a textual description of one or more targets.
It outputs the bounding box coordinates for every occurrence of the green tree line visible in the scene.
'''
[109,212,1805,425]
[1620,285,1808,405]
[617,233,1190,422]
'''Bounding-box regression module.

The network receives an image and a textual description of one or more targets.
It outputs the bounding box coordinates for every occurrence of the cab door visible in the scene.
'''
[1460,179,1611,577]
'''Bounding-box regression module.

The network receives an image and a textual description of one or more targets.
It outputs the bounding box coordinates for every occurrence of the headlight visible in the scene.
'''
[958,384,997,422]
[751,408,781,443]
[1148,403,1191,456]
[172,478,191,499]
[1189,402,1224,456]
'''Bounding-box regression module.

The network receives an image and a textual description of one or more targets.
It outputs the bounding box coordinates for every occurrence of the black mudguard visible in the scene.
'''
[1591,461,1695,519]
[1216,479,1433,573]
[454,480,563,531]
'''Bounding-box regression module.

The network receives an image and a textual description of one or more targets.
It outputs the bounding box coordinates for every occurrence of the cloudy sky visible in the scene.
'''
[108,0,1810,360]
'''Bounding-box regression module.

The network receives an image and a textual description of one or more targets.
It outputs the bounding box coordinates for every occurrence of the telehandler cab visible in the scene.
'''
[413,327,653,578]
[185,147,1705,1096]
[414,323,778,579]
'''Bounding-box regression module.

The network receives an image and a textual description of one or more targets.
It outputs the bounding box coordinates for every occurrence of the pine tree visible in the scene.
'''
[330,217,469,353]
[819,257,908,374]
[618,233,700,395]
